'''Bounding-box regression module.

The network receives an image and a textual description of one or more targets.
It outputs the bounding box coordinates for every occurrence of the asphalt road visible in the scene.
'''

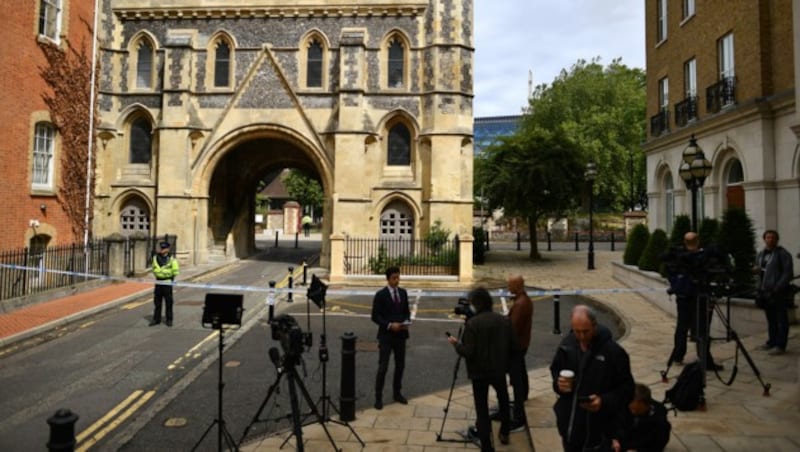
[0,241,620,451]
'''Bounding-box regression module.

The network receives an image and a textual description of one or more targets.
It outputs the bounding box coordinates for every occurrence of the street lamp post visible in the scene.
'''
[678,134,713,231]
[585,162,597,270]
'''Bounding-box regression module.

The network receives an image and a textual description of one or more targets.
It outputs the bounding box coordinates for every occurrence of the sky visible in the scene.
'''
[473,1,646,117]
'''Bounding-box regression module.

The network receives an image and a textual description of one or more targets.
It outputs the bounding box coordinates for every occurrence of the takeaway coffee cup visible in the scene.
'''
[559,369,575,392]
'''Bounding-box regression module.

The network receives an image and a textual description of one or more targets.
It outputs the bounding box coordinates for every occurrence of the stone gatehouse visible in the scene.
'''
[93,0,475,280]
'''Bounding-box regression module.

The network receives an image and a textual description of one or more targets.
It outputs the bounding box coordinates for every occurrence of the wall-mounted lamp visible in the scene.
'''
[29,219,40,228]
[40,203,46,212]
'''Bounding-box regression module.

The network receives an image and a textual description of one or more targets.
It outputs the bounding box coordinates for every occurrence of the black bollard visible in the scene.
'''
[516,231,521,250]
[485,231,490,251]
[302,260,308,286]
[274,230,279,248]
[574,232,579,251]
[552,294,561,335]
[287,267,294,303]
[547,231,552,251]
[47,409,78,452]
[294,232,299,249]
[340,332,357,421]
[610,232,615,251]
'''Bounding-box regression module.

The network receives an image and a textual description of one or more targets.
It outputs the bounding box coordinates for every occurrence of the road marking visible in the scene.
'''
[120,300,149,310]
[168,331,219,371]
[79,320,96,329]
[76,389,154,450]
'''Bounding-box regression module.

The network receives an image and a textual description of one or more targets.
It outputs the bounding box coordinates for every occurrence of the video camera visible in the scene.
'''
[453,297,474,319]
[270,314,311,362]
[662,245,733,297]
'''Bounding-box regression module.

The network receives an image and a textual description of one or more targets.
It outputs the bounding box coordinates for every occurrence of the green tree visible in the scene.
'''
[717,208,756,292]
[523,58,646,211]
[698,217,720,248]
[638,228,669,274]
[624,223,650,266]
[283,169,323,215]
[669,215,691,247]
[476,129,585,260]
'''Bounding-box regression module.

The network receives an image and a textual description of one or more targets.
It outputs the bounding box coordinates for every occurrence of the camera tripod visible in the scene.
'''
[238,348,339,451]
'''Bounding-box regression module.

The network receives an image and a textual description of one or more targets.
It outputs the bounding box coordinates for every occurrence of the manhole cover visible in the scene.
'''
[164,417,187,428]
[226,360,241,367]
[356,341,378,352]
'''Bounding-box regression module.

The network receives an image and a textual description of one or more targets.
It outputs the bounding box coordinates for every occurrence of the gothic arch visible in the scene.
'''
[380,30,411,89]
[206,31,236,89]
[298,29,330,89]
[127,31,159,91]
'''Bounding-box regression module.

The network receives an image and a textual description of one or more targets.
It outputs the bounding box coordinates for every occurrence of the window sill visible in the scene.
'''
[31,187,56,196]
[679,13,695,27]
[655,38,667,49]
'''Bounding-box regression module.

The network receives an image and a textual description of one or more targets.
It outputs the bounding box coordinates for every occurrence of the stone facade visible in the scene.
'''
[644,0,800,256]
[93,0,475,280]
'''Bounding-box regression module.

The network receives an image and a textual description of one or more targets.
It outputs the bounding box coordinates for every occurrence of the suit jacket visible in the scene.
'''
[371,286,411,340]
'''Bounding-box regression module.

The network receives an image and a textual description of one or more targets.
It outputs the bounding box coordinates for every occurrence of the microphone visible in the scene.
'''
[269,347,281,367]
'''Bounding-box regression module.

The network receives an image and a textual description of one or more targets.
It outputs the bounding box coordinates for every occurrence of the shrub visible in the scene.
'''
[717,207,756,293]
[669,214,691,247]
[624,223,650,266]
[425,220,451,254]
[698,217,720,249]
[638,228,669,274]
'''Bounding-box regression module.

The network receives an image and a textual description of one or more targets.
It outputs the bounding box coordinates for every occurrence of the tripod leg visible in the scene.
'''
[285,370,306,452]
[291,368,349,450]
[436,354,470,443]
[191,420,218,452]
[238,369,285,445]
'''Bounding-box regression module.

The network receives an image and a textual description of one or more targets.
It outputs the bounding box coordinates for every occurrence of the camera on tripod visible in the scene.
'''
[453,297,474,319]
[270,314,311,361]
[662,246,733,298]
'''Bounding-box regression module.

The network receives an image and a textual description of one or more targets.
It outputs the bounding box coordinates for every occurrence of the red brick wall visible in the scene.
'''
[0,0,96,249]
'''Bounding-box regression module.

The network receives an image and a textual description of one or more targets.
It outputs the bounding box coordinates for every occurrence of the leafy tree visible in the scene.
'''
[624,223,650,266]
[476,129,585,259]
[669,215,691,247]
[523,58,646,212]
[283,169,323,215]
[472,227,486,265]
[425,220,451,253]
[717,208,756,292]
[638,228,669,274]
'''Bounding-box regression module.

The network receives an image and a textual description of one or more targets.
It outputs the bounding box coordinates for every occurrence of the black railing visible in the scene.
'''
[675,96,698,127]
[0,240,109,302]
[344,237,459,276]
[706,76,736,114]
[650,108,670,137]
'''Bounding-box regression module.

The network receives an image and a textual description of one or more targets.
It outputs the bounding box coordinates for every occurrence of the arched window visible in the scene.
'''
[725,159,744,209]
[387,123,411,166]
[307,39,323,88]
[663,172,674,233]
[120,198,151,235]
[32,122,56,189]
[136,40,154,89]
[130,118,152,164]
[387,38,405,88]
[214,40,231,87]
[380,201,414,253]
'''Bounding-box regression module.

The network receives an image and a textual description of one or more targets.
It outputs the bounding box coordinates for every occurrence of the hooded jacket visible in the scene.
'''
[549,324,634,449]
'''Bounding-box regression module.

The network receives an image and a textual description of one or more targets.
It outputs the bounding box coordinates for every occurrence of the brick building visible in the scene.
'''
[644,0,800,254]
[92,0,475,280]
[0,0,97,250]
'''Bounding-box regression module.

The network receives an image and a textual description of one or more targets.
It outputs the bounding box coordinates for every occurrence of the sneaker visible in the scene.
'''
[374,399,383,410]
[509,419,527,433]
[767,347,786,355]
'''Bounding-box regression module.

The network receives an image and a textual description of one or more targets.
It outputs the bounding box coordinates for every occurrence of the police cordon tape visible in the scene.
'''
[0,262,670,299]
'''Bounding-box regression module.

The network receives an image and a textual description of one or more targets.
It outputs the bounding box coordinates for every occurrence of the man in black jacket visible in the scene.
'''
[447,287,512,451]
[371,266,411,409]
[754,229,794,355]
[550,305,634,452]
[612,383,671,452]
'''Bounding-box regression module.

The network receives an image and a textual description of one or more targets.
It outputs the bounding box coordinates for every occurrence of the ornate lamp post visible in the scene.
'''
[678,134,713,231]
[585,162,597,270]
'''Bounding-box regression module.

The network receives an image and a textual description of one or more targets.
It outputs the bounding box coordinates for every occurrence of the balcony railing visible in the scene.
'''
[674,96,698,127]
[706,76,736,114]
[650,108,670,137]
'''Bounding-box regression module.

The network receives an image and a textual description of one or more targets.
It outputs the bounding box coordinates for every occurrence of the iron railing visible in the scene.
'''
[0,240,109,301]
[649,108,670,137]
[344,237,459,276]
[706,76,736,114]
[675,96,698,127]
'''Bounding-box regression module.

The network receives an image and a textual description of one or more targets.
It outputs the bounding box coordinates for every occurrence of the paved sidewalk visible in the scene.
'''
[0,249,797,451]
[241,250,799,452]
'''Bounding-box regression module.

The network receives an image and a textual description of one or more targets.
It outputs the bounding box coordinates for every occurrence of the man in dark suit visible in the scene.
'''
[371,266,411,410]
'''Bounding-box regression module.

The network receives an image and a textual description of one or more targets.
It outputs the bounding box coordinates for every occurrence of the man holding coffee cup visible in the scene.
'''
[550,305,634,452]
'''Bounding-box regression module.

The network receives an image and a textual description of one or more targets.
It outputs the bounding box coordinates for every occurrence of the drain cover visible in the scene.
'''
[164,417,187,428]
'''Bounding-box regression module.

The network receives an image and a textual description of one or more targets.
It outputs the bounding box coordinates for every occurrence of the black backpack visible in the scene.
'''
[664,361,703,411]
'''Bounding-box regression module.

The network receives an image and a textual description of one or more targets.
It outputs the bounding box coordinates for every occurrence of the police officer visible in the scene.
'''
[151,241,179,326]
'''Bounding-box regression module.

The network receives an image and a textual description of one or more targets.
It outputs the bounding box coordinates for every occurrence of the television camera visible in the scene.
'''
[453,297,474,319]
[269,314,311,364]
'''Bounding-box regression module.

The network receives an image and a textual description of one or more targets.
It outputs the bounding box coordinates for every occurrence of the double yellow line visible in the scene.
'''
[75,390,155,451]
